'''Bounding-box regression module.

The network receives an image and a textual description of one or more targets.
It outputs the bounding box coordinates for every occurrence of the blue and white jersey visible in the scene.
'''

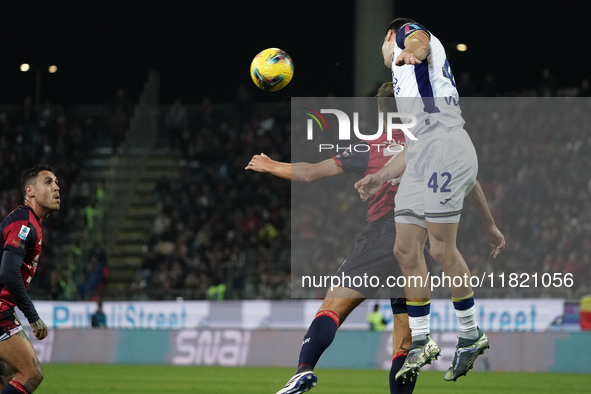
[391,22,465,144]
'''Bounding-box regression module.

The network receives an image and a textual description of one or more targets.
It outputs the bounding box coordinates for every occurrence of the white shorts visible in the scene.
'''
[394,125,478,227]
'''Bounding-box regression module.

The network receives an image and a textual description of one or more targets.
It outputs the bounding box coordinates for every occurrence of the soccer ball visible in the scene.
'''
[250,48,294,92]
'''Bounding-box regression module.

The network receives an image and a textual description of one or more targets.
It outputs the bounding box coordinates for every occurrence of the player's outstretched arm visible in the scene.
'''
[0,250,47,339]
[355,149,406,201]
[246,153,343,182]
[465,180,506,258]
[395,30,430,66]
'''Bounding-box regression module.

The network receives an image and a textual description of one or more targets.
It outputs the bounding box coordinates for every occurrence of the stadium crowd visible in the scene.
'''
[0,97,112,301]
[130,98,292,300]
[137,80,591,300]
[2,72,590,301]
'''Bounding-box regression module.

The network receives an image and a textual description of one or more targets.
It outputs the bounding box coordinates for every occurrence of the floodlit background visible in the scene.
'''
[0,1,590,392]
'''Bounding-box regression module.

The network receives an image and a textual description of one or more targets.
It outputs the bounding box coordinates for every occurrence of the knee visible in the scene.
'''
[393,242,408,261]
[393,242,419,270]
[36,368,44,386]
[429,242,457,266]
[24,363,43,391]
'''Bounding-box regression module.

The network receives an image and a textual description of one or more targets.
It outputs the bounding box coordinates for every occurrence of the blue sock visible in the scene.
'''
[2,381,31,394]
[390,354,417,393]
[296,311,340,373]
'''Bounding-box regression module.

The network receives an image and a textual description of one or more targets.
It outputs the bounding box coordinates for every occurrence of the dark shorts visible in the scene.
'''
[0,309,23,342]
[336,216,433,308]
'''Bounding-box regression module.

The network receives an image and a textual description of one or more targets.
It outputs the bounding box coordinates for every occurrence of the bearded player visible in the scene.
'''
[0,164,61,393]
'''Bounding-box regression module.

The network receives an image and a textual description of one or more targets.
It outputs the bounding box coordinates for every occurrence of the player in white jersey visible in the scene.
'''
[355,18,505,383]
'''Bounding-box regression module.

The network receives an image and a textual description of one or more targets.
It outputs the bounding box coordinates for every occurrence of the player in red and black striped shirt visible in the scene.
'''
[0,164,60,394]
[248,83,422,394]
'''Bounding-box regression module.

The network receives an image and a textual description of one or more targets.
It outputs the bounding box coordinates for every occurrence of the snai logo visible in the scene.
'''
[172,329,251,366]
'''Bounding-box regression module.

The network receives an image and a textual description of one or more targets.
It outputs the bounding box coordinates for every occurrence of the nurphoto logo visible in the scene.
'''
[303,108,418,141]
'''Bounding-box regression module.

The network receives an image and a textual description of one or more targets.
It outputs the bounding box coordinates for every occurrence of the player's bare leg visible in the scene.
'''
[276,287,365,394]
[0,331,44,393]
[427,221,489,381]
[392,313,412,354]
[393,223,430,300]
[426,222,472,299]
[393,223,439,383]
[321,287,366,322]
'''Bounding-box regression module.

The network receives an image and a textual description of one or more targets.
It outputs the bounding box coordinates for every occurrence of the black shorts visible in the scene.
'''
[336,216,433,306]
[0,309,23,342]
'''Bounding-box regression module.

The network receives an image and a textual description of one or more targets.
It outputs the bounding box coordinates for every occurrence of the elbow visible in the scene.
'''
[0,265,17,285]
[300,169,319,183]
[301,175,316,183]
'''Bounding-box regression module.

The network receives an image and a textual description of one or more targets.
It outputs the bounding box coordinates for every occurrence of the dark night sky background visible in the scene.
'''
[0,0,587,105]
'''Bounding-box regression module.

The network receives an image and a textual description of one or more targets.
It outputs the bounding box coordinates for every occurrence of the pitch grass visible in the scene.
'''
[38,364,591,393]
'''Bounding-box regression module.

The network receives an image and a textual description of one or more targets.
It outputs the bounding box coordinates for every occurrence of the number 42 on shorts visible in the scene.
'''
[427,172,452,193]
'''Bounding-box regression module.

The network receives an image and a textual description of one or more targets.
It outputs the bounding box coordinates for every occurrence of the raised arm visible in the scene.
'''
[246,153,343,182]
[465,180,506,258]
[355,149,406,200]
[395,30,430,66]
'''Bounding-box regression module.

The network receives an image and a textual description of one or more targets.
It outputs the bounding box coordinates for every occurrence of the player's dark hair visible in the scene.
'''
[376,82,397,113]
[21,164,54,200]
[385,17,415,34]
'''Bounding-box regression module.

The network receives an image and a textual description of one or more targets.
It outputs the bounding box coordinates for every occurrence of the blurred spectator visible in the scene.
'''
[85,197,98,230]
[367,304,387,332]
[78,253,107,300]
[91,301,107,328]
[207,278,227,301]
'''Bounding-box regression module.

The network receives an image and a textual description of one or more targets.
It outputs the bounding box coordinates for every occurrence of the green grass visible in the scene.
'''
[36,364,591,393]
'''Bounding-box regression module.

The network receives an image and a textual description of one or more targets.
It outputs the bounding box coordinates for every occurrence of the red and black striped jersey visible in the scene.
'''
[0,205,43,312]
[332,131,406,222]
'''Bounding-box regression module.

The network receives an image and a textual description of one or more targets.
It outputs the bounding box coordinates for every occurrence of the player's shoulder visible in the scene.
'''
[396,21,432,49]
[2,206,28,224]
[1,205,36,231]
[405,21,429,31]
[399,21,431,37]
